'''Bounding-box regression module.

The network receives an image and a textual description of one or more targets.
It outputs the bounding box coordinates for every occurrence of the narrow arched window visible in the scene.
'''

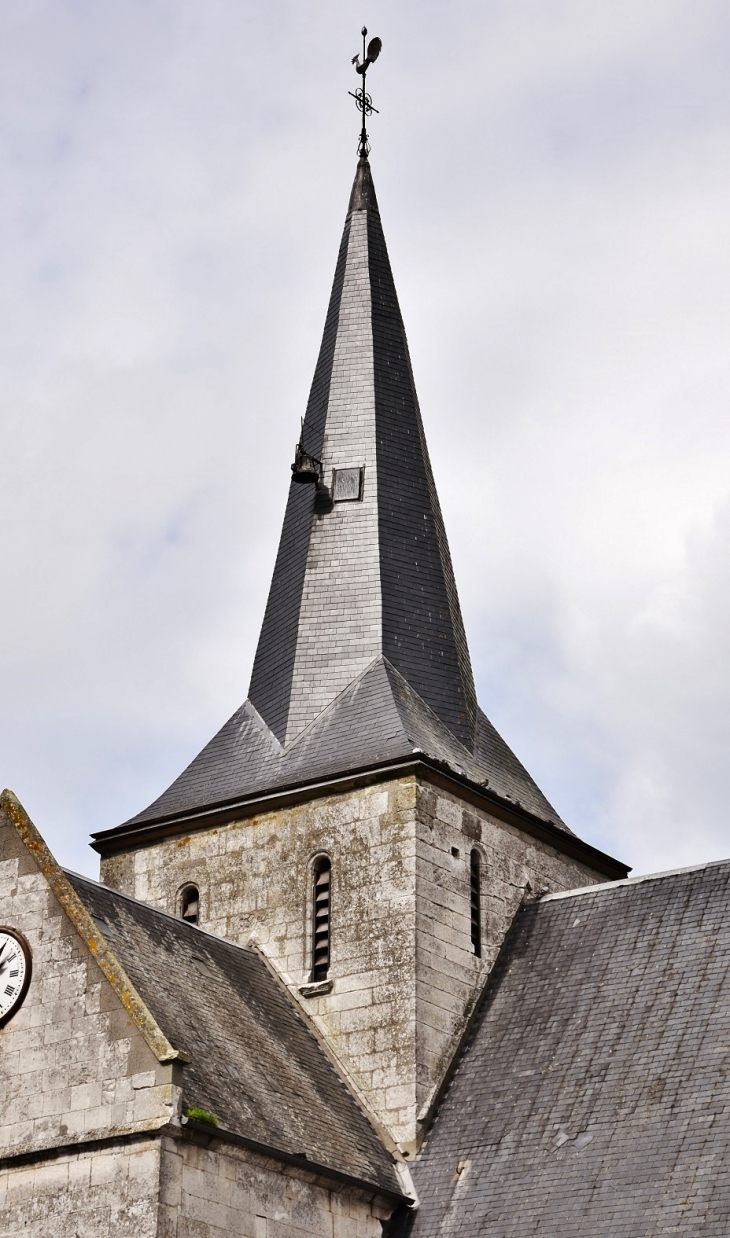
[470,851,482,958]
[311,857,331,980]
[180,884,200,926]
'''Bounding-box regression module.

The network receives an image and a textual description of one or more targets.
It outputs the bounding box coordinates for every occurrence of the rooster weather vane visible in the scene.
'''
[350,27,382,158]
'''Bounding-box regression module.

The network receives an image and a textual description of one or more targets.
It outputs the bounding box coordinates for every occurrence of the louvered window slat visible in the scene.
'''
[470,851,482,958]
[311,857,332,980]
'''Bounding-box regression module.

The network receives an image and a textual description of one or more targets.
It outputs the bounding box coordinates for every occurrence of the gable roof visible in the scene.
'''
[65,869,404,1201]
[396,859,730,1235]
[0,789,187,1067]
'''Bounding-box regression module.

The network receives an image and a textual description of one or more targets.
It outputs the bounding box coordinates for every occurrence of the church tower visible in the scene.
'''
[92,153,627,1157]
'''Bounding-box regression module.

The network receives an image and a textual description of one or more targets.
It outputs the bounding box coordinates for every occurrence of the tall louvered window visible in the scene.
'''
[470,851,482,958]
[180,885,200,926]
[311,857,332,980]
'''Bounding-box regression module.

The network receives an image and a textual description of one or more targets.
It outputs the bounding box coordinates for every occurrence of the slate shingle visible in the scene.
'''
[98,656,571,838]
[396,861,730,1236]
[65,870,404,1200]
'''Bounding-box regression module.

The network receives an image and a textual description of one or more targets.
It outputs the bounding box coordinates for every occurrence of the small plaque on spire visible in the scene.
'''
[349,27,382,159]
[332,467,364,503]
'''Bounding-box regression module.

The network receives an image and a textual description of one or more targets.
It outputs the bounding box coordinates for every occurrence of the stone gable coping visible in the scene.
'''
[0,789,190,1066]
[245,935,408,1164]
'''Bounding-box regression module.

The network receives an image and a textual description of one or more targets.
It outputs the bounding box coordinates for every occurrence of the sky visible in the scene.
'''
[1,0,729,878]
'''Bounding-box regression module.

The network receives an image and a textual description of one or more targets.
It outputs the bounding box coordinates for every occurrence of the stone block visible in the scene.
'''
[95,771,608,1152]
[132,1070,157,1090]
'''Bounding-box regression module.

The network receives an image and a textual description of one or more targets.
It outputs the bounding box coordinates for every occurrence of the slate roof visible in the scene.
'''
[95,157,604,857]
[393,860,730,1236]
[65,870,404,1200]
[248,157,476,751]
[102,656,569,836]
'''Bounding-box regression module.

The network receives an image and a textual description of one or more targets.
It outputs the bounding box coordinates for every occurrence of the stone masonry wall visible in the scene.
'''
[158,1135,393,1237]
[0,1138,162,1238]
[0,817,178,1162]
[102,780,419,1148]
[414,780,602,1123]
[101,776,604,1152]
[0,1129,396,1237]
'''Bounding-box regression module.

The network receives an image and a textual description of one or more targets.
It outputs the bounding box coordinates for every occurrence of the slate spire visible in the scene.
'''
[99,158,591,850]
[249,158,477,749]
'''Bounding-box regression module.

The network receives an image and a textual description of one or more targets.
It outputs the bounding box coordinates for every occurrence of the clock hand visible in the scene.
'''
[0,942,15,975]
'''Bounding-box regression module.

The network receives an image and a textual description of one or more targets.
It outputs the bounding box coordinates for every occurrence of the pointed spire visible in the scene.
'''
[248,158,476,748]
[97,156,624,868]
[349,156,378,213]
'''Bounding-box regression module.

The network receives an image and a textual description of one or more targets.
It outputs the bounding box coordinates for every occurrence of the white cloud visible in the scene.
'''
[1,0,729,877]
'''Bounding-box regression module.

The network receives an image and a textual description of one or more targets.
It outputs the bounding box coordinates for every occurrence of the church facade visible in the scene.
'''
[2,152,728,1237]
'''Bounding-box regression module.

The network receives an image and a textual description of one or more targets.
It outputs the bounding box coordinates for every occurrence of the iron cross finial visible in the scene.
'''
[349,27,382,159]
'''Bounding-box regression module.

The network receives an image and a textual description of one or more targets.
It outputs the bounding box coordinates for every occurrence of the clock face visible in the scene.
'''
[0,928,32,1027]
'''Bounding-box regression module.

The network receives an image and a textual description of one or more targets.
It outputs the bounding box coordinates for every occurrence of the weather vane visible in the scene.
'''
[350,27,382,159]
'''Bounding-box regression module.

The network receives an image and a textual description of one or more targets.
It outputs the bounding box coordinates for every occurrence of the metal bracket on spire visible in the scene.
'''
[349,27,382,159]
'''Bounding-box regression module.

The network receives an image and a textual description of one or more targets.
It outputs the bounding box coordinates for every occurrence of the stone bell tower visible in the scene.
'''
[92,156,627,1157]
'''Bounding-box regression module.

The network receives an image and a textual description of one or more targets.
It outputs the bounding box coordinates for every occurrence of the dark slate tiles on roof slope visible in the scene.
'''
[116,697,283,826]
[472,707,565,825]
[66,871,402,1197]
[368,204,477,751]
[382,661,566,827]
[396,861,730,1237]
[247,213,352,744]
[252,154,478,755]
[116,658,407,827]
[114,655,568,833]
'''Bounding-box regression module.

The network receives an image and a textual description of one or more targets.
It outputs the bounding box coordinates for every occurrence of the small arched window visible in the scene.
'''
[180,884,200,926]
[470,851,482,958]
[311,857,332,981]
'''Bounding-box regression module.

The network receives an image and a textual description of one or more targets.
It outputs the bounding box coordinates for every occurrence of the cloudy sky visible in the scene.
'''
[1,1,729,878]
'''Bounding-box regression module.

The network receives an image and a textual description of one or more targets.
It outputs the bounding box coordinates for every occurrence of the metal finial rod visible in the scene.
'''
[349,28,382,159]
[359,26,367,158]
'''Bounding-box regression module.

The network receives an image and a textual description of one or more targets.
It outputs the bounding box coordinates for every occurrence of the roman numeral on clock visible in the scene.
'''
[0,930,31,1023]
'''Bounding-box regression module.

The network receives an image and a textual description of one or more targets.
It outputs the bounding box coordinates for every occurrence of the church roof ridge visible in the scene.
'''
[97,653,597,855]
[540,854,730,901]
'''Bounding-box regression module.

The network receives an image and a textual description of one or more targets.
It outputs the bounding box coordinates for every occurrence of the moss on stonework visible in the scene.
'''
[184,1106,219,1127]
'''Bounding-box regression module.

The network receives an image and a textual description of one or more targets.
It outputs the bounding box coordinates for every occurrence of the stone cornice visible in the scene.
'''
[90,756,629,881]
